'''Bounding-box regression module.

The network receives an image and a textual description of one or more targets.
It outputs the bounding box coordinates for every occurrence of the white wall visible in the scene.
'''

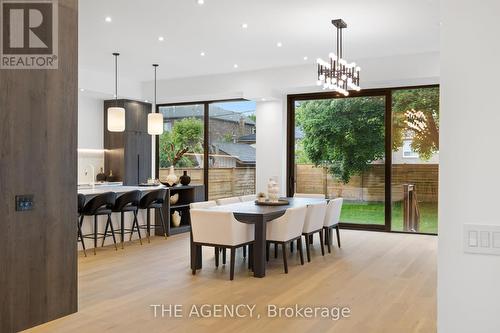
[438,1,500,332]
[142,52,440,104]
[256,100,286,195]
[78,93,104,184]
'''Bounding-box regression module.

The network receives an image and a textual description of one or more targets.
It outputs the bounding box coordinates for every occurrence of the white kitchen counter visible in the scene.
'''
[78,184,166,197]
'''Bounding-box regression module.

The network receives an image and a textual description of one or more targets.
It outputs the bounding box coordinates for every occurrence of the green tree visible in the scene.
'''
[159,117,203,168]
[392,87,439,160]
[297,97,386,183]
[297,87,440,183]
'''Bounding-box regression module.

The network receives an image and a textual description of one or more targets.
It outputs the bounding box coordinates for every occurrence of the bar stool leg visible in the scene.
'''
[107,214,118,251]
[101,218,110,247]
[78,215,87,257]
[214,247,219,267]
[93,215,98,255]
[120,211,125,249]
[146,208,151,243]
[132,210,142,245]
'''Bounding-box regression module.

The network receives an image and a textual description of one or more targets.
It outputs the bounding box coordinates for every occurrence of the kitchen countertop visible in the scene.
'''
[78,185,166,196]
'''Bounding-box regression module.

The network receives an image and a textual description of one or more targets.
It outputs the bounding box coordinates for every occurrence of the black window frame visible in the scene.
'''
[286,84,439,235]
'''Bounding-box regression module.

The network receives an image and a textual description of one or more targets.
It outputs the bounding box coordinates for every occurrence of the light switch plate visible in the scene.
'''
[464,224,500,255]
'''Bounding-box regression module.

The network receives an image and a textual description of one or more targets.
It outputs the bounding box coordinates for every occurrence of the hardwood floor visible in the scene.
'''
[25,230,437,333]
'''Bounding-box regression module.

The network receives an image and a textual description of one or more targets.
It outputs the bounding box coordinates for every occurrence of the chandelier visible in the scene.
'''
[316,19,361,96]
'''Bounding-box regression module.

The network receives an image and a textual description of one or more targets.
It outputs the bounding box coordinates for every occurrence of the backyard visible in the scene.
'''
[341,201,438,234]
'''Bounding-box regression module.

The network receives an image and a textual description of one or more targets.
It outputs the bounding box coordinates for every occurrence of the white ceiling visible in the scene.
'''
[79,0,440,82]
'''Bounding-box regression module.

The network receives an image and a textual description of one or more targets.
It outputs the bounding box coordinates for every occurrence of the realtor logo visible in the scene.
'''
[1,0,58,69]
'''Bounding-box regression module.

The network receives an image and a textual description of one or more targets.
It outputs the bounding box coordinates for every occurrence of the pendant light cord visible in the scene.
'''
[113,52,120,106]
[153,64,159,114]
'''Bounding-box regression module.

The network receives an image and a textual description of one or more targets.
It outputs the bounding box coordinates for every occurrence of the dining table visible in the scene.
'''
[190,197,326,278]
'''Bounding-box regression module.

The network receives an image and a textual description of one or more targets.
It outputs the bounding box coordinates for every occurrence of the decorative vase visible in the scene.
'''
[179,170,191,186]
[267,177,280,202]
[172,211,181,227]
[170,193,179,205]
[165,166,178,187]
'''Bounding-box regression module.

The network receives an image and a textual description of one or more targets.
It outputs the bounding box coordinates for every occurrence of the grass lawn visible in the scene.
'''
[340,201,438,234]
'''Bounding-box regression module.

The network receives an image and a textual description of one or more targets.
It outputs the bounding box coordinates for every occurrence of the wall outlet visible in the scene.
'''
[15,195,34,212]
[464,224,500,255]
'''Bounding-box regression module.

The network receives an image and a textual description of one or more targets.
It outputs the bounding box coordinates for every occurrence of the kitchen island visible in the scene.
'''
[77,184,166,251]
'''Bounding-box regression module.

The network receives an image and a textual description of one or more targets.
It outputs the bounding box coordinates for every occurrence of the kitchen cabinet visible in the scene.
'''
[104,99,152,185]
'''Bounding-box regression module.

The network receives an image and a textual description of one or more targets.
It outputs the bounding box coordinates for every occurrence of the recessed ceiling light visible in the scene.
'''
[261,98,266,102]
[105,16,112,23]
[233,64,239,69]
[241,23,248,29]
[80,88,85,92]
[145,100,149,103]
[158,36,165,41]
[276,42,283,47]
[197,0,204,5]
[200,51,206,56]
[303,56,308,61]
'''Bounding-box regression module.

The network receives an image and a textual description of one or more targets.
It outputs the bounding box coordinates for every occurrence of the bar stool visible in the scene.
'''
[77,194,87,257]
[138,189,168,242]
[80,192,118,255]
[103,190,143,249]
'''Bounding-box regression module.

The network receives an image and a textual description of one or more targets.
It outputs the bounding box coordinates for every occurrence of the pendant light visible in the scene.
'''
[107,52,126,132]
[147,64,164,135]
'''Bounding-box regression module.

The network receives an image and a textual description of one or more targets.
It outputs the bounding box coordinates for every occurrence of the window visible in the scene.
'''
[402,139,419,158]
[156,99,256,200]
[287,85,439,235]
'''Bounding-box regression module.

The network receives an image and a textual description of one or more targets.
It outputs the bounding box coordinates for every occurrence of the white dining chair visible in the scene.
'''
[324,198,343,252]
[216,197,241,205]
[266,206,307,273]
[190,209,254,280]
[294,193,326,199]
[302,201,327,262]
[190,200,229,265]
[190,201,217,209]
[239,194,256,202]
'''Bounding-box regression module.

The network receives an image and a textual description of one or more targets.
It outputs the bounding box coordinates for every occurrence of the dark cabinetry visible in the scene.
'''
[155,185,205,236]
[104,99,152,185]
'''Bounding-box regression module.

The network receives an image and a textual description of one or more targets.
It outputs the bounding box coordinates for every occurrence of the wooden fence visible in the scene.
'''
[159,167,256,200]
[296,164,438,203]
[159,164,438,203]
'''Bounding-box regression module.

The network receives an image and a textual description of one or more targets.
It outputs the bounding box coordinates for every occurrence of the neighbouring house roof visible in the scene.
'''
[237,133,256,143]
[160,105,255,126]
[215,142,256,164]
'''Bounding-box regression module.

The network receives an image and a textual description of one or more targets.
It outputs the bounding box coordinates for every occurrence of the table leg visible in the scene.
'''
[190,231,202,270]
[253,215,266,278]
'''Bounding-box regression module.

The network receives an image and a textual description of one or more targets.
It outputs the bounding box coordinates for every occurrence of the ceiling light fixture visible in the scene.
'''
[303,56,308,61]
[276,42,283,47]
[200,51,206,56]
[197,0,204,5]
[105,16,112,23]
[233,64,239,69]
[147,64,164,135]
[316,19,361,96]
[158,36,165,41]
[107,53,126,132]
[241,23,248,29]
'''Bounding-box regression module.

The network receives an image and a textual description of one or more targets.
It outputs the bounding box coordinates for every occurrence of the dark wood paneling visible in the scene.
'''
[0,1,78,331]
[104,100,152,185]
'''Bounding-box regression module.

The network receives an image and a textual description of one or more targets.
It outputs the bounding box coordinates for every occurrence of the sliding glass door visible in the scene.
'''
[391,87,439,234]
[288,86,438,234]
[290,92,389,230]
